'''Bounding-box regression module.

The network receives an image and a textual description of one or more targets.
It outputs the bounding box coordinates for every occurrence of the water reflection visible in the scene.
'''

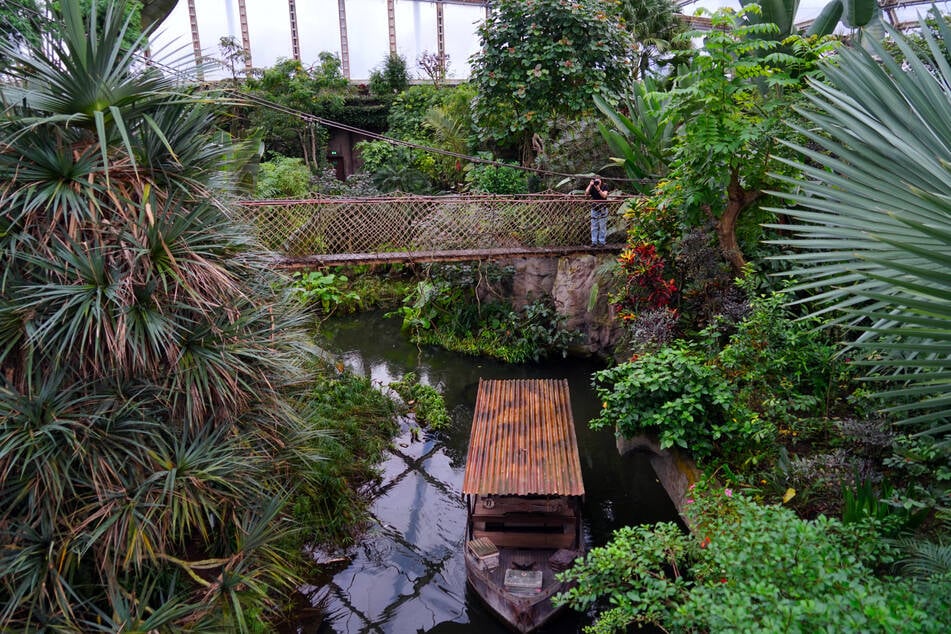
[311,312,680,633]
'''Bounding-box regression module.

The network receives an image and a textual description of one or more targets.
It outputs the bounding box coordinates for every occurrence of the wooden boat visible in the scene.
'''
[462,378,585,632]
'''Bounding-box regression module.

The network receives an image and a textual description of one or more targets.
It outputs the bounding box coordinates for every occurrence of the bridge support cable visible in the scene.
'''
[229,90,655,188]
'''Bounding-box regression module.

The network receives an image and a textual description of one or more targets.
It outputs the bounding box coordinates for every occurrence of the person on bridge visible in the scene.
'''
[586,178,609,246]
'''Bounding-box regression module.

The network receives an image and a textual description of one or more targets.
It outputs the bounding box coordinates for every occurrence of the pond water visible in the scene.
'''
[301,312,681,634]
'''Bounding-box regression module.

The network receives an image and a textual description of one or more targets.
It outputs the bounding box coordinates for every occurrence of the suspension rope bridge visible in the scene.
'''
[236,194,629,268]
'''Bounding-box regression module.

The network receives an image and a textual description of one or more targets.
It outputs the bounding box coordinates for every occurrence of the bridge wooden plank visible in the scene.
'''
[274,244,624,270]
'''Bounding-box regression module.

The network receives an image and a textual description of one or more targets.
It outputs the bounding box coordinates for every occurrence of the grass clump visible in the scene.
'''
[389,372,451,430]
[289,365,399,548]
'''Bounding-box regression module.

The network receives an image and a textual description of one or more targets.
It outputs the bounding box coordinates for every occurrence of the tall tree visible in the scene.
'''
[657,6,836,272]
[617,0,684,79]
[469,0,634,164]
[0,1,316,629]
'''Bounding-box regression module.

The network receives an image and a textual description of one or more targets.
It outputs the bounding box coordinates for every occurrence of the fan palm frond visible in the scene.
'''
[895,537,951,579]
[767,9,951,440]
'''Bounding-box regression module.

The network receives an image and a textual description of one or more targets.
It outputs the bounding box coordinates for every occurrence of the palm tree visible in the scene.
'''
[0,1,317,630]
[617,0,684,80]
[769,9,951,442]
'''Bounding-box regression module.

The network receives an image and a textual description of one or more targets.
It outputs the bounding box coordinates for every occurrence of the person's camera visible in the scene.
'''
[593,179,601,186]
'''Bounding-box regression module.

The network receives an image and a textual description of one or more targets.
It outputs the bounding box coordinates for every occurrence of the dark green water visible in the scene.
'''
[306,312,680,633]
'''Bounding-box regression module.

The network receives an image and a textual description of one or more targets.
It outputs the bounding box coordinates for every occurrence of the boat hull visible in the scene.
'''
[465,548,573,633]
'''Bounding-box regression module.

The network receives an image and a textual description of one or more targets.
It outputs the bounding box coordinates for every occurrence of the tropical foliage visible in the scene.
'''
[243,54,349,165]
[469,0,634,163]
[356,83,475,193]
[594,83,675,193]
[556,486,950,633]
[617,0,684,78]
[388,263,579,363]
[0,1,320,629]
[656,5,837,272]
[368,52,410,98]
[592,289,838,461]
[769,10,951,441]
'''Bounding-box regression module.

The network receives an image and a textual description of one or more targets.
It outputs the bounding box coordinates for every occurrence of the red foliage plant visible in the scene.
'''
[614,241,677,320]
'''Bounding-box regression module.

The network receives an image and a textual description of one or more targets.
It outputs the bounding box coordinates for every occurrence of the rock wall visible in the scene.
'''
[505,253,622,356]
[616,434,701,529]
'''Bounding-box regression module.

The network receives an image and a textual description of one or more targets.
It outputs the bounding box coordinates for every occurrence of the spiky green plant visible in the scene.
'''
[594,84,675,194]
[768,9,951,442]
[0,1,318,630]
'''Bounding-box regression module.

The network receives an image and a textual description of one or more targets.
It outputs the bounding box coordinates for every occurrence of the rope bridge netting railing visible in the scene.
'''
[234,194,628,257]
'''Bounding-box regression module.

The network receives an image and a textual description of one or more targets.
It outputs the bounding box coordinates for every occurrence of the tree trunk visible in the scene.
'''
[310,125,319,172]
[719,168,762,274]
[299,130,310,168]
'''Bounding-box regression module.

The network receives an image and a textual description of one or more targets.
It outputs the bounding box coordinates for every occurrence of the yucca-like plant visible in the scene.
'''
[768,9,951,442]
[0,1,318,630]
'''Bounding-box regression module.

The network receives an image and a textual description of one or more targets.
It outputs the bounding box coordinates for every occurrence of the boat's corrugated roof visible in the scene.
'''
[462,378,584,497]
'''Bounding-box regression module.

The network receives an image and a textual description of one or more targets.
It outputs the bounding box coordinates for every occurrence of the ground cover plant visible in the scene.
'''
[289,367,399,547]
[290,264,417,316]
[387,262,579,363]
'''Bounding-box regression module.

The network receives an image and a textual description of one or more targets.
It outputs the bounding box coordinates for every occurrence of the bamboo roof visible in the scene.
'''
[462,379,584,497]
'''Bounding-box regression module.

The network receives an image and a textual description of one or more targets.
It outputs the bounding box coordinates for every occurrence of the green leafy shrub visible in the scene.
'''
[388,84,447,138]
[354,140,433,193]
[255,155,313,198]
[882,435,951,517]
[354,139,393,174]
[594,282,847,463]
[465,157,528,194]
[557,487,948,633]
[496,298,580,362]
[388,372,451,429]
[369,52,409,97]
[591,344,763,458]
[717,289,838,421]
[291,271,360,314]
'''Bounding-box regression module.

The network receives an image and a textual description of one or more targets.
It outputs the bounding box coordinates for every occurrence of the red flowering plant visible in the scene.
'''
[612,241,678,322]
